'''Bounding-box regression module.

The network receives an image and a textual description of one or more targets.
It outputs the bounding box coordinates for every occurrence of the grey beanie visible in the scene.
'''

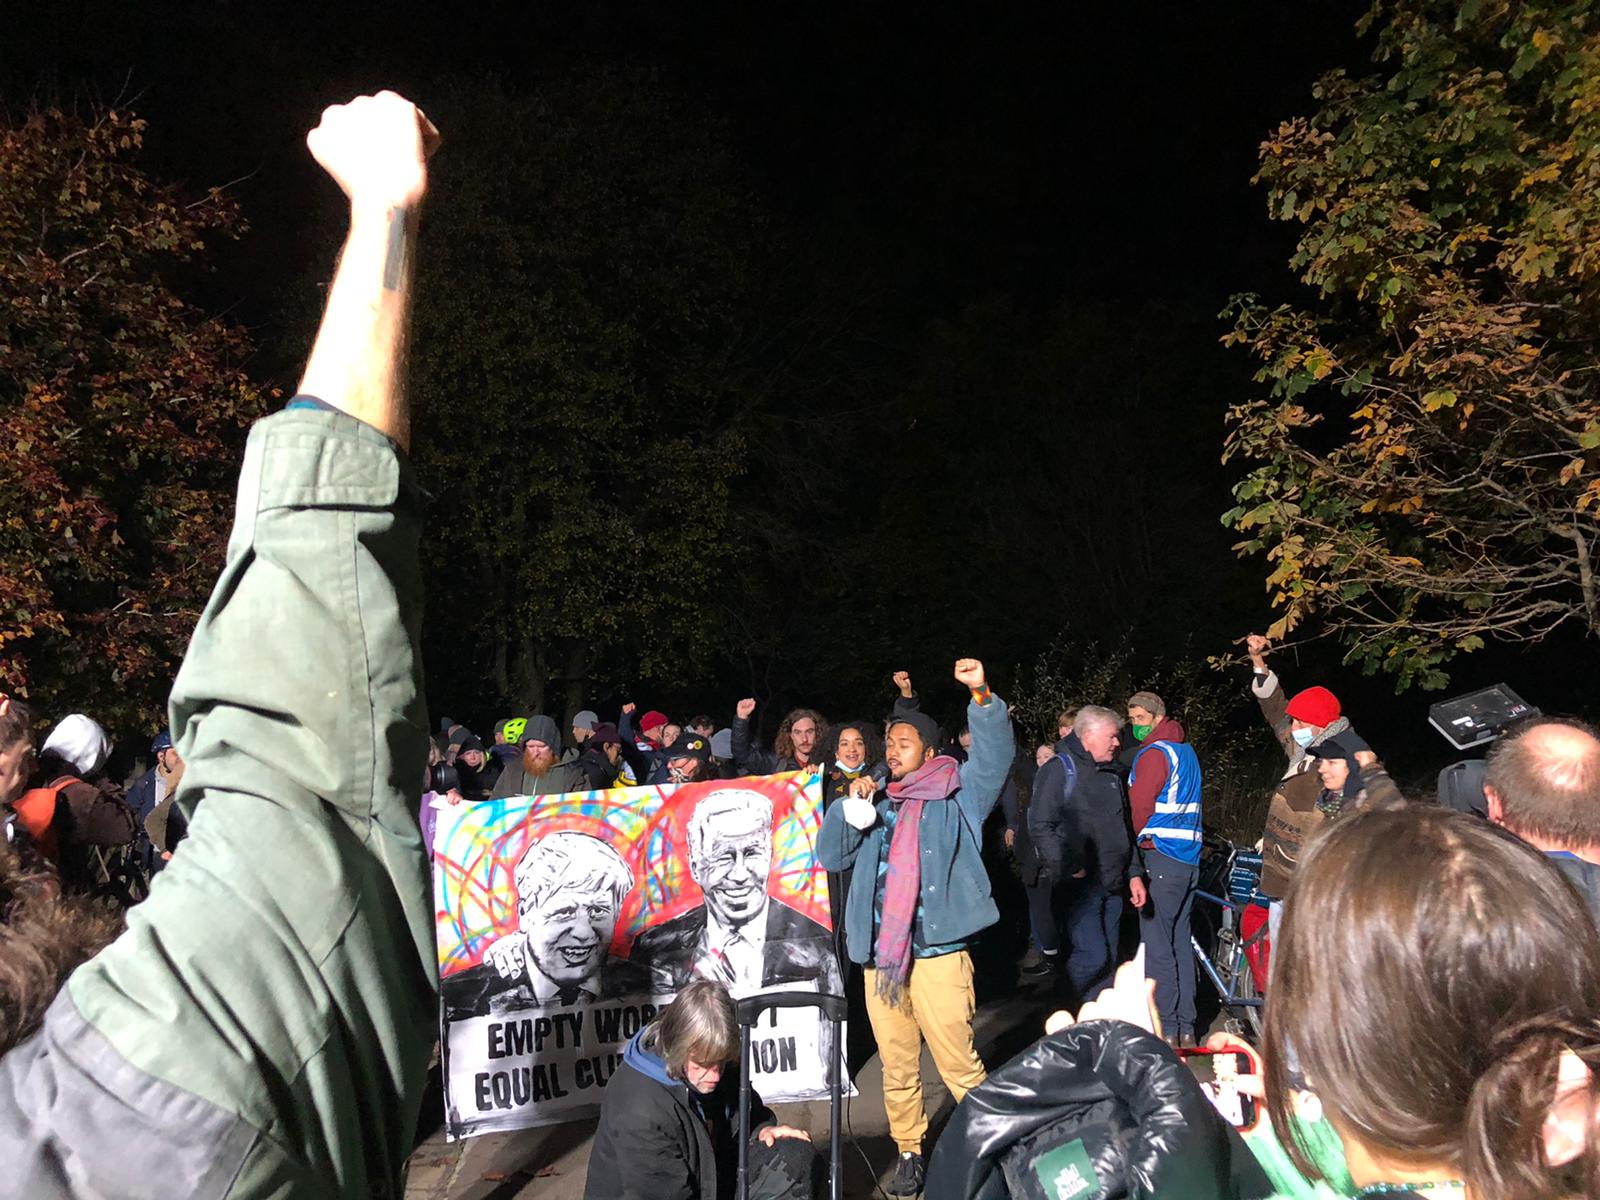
[711,729,734,760]
[523,715,561,751]
[572,710,599,732]
[1127,691,1166,717]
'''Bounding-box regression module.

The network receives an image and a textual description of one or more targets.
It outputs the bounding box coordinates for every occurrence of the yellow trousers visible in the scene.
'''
[863,949,987,1153]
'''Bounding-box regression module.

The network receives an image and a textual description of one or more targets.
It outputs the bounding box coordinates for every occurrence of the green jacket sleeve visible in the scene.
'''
[0,406,436,1199]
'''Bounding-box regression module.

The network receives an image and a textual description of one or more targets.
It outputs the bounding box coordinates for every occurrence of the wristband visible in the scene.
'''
[969,684,993,706]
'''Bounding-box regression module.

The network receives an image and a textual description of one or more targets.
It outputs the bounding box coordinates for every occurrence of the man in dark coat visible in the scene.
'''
[1028,705,1138,1004]
[729,700,825,776]
[126,730,183,875]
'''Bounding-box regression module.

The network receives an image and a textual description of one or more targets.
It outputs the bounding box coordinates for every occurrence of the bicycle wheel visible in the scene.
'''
[1230,939,1264,1040]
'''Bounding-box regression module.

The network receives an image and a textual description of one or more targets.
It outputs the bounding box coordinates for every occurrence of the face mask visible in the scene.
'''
[1292,727,1316,749]
[1131,723,1154,742]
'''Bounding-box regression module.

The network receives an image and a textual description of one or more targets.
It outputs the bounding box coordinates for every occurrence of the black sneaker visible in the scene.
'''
[886,1151,925,1197]
[1020,953,1057,980]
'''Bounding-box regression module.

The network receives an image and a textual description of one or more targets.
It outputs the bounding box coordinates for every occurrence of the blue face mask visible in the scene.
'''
[1292,727,1316,749]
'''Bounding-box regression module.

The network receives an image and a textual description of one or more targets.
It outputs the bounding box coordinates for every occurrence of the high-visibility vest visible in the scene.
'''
[11,775,73,865]
[1131,740,1203,865]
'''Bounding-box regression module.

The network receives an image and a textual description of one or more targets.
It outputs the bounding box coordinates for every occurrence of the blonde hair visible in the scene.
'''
[646,979,740,1080]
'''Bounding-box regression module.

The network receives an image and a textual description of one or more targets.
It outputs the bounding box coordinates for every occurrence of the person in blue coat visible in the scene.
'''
[819,658,1015,1198]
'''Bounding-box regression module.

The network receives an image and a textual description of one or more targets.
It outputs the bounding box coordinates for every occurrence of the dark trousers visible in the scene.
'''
[1025,876,1059,955]
[1140,848,1199,1037]
[1058,878,1123,1002]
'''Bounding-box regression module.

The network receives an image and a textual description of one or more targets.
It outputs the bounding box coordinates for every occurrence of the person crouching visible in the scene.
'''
[584,979,816,1200]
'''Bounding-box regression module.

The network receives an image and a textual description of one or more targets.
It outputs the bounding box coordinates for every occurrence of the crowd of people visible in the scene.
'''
[0,90,1598,1200]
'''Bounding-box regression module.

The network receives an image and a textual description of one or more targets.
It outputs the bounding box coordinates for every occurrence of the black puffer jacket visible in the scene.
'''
[924,1021,1272,1200]
[576,744,621,790]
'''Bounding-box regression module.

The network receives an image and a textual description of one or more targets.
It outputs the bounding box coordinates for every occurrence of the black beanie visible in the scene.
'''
[888,711,942,752]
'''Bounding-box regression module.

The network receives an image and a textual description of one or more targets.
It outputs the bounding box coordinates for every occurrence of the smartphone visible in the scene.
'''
[1177,1047,1260,1131]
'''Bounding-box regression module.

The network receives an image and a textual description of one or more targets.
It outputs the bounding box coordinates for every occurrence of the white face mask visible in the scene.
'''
[1292,727,1316,749]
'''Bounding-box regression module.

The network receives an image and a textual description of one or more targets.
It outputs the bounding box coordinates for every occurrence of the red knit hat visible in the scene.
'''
[639,710,670,734]
[1284,685,1341,728]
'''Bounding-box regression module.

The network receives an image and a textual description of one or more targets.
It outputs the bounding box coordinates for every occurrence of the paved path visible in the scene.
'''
[405,982,1056,1200]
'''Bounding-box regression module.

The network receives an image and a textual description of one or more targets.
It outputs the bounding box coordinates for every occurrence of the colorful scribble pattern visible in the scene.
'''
[433,771,828,980]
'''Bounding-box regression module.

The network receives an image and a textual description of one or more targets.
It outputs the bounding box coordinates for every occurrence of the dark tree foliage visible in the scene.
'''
[407,70,789,721]
[0,107,267,733]
[1224,0,1600,689]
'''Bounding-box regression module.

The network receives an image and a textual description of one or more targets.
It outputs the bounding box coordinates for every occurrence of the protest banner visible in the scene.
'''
[432,770,849,1139]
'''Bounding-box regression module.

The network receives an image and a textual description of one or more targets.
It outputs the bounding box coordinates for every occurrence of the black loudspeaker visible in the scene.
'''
[1428,684,1539,752]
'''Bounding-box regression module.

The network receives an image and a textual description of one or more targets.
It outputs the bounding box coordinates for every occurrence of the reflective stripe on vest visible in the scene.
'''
[1132,740,1203,865]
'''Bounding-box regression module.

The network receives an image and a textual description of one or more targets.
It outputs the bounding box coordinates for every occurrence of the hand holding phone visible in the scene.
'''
[1178,1038,1263,1132]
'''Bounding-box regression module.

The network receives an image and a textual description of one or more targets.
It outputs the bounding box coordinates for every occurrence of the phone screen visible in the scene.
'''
[1179,1049,1258,1130]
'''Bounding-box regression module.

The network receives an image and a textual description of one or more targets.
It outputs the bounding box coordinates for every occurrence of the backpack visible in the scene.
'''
[12,776,148,904]
[1053,751,1079,805]
[11,776,72,866]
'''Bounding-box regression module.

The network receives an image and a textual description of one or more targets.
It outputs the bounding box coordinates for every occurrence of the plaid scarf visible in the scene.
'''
[875,755,962,1006]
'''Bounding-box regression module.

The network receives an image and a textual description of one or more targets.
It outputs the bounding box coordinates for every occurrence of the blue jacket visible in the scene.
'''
[819,694,1014,964]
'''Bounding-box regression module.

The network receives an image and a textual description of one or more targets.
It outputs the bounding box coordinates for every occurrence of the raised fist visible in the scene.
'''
[485,932,528,980]
[622,702,637,716]
[953,658,987,690]
[1245,634,1270,666]
[736,698,757,721]
[307,90,440,211]
[893,670,913,698]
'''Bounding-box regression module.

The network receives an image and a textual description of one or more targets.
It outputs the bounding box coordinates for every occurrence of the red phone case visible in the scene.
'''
[1177,1044,1263,1133]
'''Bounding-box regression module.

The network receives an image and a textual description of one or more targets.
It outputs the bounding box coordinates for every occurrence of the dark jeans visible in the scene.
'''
[1026,876,1059,955]
[1057,878,1123,1002]
[1140,848,1199,1037]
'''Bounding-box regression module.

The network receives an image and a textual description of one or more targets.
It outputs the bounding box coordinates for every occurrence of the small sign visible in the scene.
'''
[1033,1137,1101,1200]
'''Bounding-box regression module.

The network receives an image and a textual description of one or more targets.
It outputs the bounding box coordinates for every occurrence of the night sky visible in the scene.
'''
[16,2,1565,775]
[3,1,1365,323]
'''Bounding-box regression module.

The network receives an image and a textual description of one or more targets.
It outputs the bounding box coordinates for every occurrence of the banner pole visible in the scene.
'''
[737,1020,752,1200]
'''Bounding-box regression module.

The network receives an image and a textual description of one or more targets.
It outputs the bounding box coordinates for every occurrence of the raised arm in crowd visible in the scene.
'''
[0,91,442,1199]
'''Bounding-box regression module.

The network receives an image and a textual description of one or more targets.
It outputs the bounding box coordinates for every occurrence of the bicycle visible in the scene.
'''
[1190,835,1267,1039]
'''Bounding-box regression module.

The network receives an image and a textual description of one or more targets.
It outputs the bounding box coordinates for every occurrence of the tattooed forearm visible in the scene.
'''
[383,205,411,291]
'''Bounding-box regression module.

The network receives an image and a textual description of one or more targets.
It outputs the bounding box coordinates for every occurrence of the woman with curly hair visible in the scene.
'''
[819,721,886,812]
